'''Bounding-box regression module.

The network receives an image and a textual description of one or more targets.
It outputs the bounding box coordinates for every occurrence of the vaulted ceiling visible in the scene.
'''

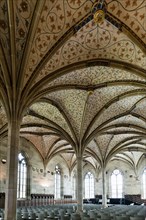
[0,0,146,171]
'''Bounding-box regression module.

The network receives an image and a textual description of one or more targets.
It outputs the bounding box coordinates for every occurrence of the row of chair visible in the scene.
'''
[0,204,145,220]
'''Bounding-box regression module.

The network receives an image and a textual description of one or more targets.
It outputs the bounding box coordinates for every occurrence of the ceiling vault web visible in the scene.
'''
[0,0,146,166]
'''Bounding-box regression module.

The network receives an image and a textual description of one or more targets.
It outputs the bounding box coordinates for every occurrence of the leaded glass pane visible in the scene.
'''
[143,168,146,199]
[55,165,61,199]
[111,169,123,198]
[85,172,94,199]
[17,153,27,199]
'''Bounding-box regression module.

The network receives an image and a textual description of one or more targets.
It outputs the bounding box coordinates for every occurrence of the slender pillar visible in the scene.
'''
[5,119,20,220]
[61,171,64,200]
[75,174,77,200]
[26,164,31,199]
[76,156,83,214]
[102,165,107,208]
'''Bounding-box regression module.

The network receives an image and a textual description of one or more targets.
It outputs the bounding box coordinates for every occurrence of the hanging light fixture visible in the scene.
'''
[92,0,107,24]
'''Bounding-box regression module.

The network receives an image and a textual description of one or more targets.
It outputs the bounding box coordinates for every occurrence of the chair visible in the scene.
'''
[47,218,56,220]
[71,213,81,220]
[116,217,130,220]
[130,217,145,220]
[17,212,23,220]
[29,212,37,220]
[88,210,98,219]
[22,212,29,220]
[37,212,45,220]
[67,208,73,215]
[59,209,65,214]
[100,213,111,219]
[61,215,70,220]
[49,211,55,218]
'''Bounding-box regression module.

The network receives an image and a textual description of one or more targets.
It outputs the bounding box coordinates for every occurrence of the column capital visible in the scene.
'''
[76,154,83,160]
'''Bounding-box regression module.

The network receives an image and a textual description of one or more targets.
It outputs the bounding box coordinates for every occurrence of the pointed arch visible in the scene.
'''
[17,152,27,199]
[84,171,94,199]
[110,169,123,198]
[54,164,61,199]
[142,168,146,199]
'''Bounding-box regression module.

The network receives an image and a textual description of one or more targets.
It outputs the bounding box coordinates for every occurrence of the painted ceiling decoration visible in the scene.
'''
[0,0,146,170]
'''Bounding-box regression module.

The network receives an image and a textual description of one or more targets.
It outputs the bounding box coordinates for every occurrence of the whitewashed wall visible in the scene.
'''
[0,138,145,199]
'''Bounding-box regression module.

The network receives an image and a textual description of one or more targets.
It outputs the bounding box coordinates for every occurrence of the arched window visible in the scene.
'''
[17,153,27,198]
[54,165,61,199]
[111,169,123,198]
[85,172,94,198]
[142,168,146,199]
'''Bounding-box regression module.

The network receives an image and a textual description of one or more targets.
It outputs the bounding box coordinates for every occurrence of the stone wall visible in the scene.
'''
[0,138,145,201]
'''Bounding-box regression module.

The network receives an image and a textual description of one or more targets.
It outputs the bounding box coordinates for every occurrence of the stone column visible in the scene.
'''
[60,171,64,201]
[5,119,20,220]
[26,164,31,199]
[76,155,83,214]
[102,165,107,208]
[74,174,77,200]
